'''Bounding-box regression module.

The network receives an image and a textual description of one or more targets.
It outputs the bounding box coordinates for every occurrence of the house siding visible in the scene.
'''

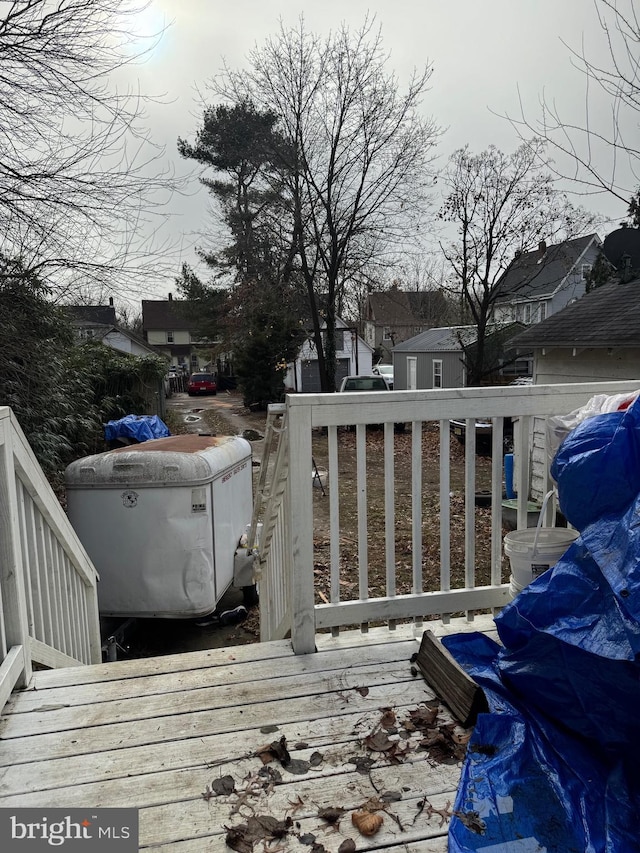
[533,348,640,384]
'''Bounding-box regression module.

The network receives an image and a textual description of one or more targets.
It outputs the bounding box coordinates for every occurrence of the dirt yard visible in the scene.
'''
[169,397,503,600]
[308,424,499,603]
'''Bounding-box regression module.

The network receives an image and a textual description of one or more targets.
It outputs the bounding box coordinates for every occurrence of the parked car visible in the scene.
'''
[187,372,217,396]
[373,363,394,389]
[339,375,390,392]
[338,374,405,430]
[449,416,513,454]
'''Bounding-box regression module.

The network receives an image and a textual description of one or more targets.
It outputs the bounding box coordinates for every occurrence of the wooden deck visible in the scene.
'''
[0,616,496,851]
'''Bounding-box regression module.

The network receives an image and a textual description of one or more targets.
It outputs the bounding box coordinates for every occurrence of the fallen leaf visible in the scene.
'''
[350,755,376,774]
[338,840,356,853]
[364,730,394,752]
[318,806,345,826]
[284,758,311,775]
[309,751,324,766]
[380,708,396,730]
[224,826,252,853]
[256,735,291,767]
[210,775,235,796]
[354,686,369,697]
[352,810,384,836]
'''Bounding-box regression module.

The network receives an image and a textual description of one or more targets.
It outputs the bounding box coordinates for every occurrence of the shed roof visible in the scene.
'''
[392,325,478,353]
[512,276,640,349]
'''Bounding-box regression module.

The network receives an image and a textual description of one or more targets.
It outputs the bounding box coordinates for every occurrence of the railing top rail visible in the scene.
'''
[286,380,640,426]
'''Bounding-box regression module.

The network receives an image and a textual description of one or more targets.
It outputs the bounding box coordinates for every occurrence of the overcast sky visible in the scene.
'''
[125,0,635,299]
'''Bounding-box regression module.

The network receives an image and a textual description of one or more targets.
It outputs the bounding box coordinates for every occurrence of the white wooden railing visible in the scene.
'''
[0,407,101,710]
[256,380,640,653]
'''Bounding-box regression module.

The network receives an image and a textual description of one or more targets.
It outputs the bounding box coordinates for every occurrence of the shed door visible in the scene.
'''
[301,358,349,391]
[407,357,417,390]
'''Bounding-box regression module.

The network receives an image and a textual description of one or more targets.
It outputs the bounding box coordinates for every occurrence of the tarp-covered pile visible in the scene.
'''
[446,394,640,853]
[103,414,170,444]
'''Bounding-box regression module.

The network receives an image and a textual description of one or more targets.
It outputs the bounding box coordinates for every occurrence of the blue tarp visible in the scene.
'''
[103,414,170,444]
[446,396,640,853]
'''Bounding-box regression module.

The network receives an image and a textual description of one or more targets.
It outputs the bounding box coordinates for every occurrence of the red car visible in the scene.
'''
[187,372,217,396]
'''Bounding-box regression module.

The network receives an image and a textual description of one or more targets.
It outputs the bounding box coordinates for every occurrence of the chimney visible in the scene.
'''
[538,240,547,254]
[108,296,114,307]
[168,292,173,301]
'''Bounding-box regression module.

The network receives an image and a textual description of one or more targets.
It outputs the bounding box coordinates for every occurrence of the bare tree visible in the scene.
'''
[440,141,598,384]
[509,0,640,209]
[209,17,440,390]
[0,0,177,296]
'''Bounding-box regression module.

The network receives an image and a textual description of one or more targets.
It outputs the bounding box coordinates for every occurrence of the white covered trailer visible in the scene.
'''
[65,434,253,619]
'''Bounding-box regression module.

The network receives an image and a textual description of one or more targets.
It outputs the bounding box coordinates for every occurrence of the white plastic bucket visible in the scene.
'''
[504,490,578,596]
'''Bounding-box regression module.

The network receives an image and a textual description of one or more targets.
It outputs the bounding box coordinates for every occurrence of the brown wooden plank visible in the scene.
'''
[415,630,487,727]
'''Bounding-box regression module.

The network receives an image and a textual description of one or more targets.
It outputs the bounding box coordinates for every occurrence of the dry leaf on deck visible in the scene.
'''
[351,810,384,836]
[379,707,396,729]
[318,806,345,826]
[255,735,291,767]
[364,730,394,752]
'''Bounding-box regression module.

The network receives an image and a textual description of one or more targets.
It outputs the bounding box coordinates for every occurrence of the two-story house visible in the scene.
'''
[363,289,456,362]
[141,295,229,375]
[492,234,602,326]
[65,302,157,357]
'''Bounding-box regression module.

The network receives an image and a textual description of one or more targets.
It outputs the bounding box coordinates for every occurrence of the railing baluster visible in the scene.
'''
[356,424,368,632]
[411,422,423,607]
[384,422,396,629]
[464,418,476,606]
[439,420,451,624]
[491,419,505,588]
[328,425,340,603]
[328,425,340,638]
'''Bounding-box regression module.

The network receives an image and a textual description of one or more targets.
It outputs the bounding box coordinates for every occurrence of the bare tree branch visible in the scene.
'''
[0,0,181,296]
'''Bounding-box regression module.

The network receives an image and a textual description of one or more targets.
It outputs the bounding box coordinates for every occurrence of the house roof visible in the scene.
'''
[367,290,449,324]
[141,299,192,331]
[392,325,478,353]
[64,305,117,326]
[512,276,640,349]
[494,234,599,302]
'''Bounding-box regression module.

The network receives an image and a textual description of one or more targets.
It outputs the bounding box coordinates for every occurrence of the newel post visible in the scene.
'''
[287,398,317,654]
[0,409,32,688]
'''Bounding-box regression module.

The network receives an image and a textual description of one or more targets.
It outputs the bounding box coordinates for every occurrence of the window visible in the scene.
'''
[581,263,592,280]
[538,302,547,322]
[382,326,392,341]
[523,303,532,324]
[167,331,174,343]
[433,359,443,389]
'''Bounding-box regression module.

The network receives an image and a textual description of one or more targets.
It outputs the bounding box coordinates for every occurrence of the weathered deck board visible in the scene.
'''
[0,616,496,851]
